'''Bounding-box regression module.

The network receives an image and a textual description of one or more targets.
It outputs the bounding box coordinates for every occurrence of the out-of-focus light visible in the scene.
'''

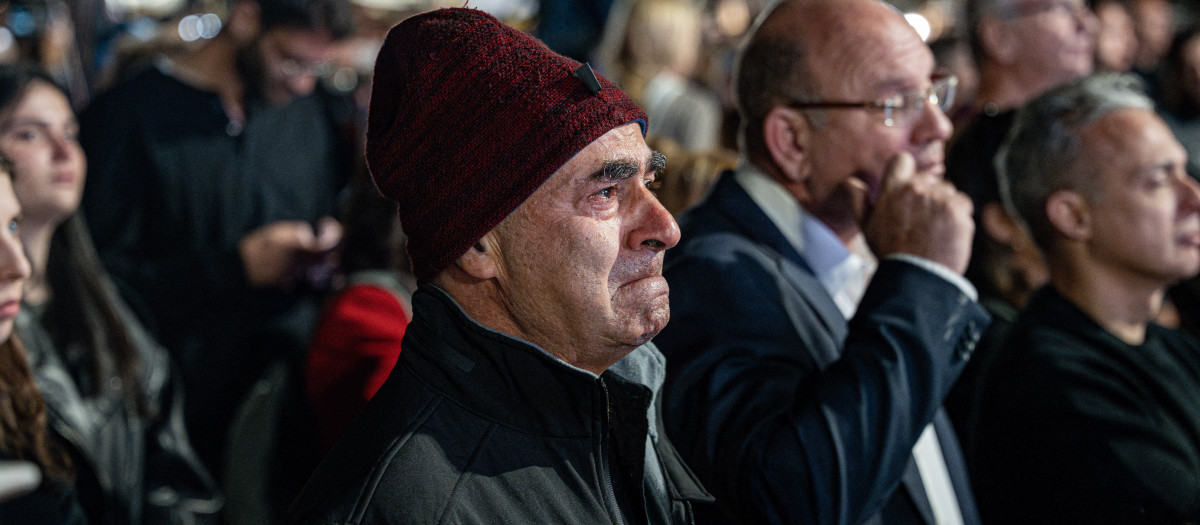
[198,13,222,39]
[905,12,931,42]
[330,66,358,93]
[178,14,200,42]
[106,0,186,18]
[472,0,536,21]
[6,10,35,37]
[177,13,220,42]
[715,0,752,38]
[349,0,429,10]
[129,17,157,42]
[0,28,13,55]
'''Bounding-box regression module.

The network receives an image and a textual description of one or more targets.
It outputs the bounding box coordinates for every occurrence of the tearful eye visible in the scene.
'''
[596,186,616,199]
[7,220,18,234]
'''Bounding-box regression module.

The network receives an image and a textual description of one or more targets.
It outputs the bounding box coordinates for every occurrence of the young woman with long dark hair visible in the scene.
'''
[0,63,221,525]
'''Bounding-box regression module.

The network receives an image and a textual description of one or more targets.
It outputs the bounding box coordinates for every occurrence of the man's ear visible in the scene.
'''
[226,0,261,44]
[978,16,1018,64]
[981,201,1020,244]
[454,232,500,280]
[1046,190,1091,241]
[763,107,810,185]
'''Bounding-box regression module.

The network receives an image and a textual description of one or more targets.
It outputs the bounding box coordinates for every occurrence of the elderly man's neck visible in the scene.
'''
[433,271,637,375]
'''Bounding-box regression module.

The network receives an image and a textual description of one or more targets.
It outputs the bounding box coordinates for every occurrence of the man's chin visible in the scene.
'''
[629,310,669,347]
[612,292,670,347]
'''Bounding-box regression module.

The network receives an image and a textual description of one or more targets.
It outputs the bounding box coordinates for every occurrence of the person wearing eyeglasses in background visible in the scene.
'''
[651,0,989,524]
[74,0,355,493]
[941,0,1095,463]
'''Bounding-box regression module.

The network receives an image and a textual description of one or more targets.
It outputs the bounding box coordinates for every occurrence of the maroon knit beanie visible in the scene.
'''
[366,8,648,282]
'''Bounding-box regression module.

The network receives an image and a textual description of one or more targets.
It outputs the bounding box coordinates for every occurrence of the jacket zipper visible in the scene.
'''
[599,380,627,525]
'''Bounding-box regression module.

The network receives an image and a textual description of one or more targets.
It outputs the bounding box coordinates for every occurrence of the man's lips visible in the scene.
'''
[612,271,669,302]
[916,160,945,178]
[614,277,670,311]
[610,254,668,295]
[615,272,666,290]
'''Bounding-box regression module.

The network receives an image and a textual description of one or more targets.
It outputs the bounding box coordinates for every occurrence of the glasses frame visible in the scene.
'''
[783,74,959,128]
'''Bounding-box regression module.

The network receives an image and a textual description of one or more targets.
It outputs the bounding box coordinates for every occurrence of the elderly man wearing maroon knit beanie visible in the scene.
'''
[288,8,711,524]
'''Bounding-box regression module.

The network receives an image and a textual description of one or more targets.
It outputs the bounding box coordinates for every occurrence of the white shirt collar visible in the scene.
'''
[733,163,876,318]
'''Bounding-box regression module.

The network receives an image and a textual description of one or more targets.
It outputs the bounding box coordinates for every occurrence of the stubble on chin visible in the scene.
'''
[638,298,671,345]
[612,286,670,347]
[606,252,672,345]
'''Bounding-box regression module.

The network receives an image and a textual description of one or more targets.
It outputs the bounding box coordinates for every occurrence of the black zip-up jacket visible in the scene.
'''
[287,285,712,524]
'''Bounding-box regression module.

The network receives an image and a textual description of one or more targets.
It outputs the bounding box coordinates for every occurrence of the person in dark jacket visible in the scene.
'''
[971,73,1200,523]
[287,8,711,524]
[77,0,355,475]
[651,1,989,524]
[0,64,221,525]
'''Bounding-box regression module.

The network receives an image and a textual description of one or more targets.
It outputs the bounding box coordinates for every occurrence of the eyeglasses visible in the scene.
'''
[784,75,958,128]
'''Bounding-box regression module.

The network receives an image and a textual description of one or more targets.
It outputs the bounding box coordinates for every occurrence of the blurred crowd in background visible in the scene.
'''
[0,2,1138,133]
[4,0,1200,523]
[1,0,1195,213]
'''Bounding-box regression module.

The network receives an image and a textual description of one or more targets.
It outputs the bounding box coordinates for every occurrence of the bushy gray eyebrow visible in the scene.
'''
[650,151,666,177]
[589,150,666,183]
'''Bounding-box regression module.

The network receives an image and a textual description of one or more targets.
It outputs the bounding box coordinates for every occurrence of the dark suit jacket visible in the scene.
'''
[655,172,989,525]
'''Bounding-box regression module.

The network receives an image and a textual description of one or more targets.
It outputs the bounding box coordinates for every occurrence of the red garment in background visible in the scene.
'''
[305,284,409,451]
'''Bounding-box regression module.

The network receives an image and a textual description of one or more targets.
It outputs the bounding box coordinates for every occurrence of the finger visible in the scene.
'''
[293,224,318,250]
[314,217,344,250]
[880,152,916,195]
[841,176,871,225]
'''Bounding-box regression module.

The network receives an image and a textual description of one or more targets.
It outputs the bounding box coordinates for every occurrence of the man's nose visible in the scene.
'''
[1178,172,1200,213]
[912,96,954,144]
[626,185,680,252]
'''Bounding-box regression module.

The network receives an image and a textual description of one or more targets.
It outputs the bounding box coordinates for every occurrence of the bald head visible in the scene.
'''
[735,0,921,163]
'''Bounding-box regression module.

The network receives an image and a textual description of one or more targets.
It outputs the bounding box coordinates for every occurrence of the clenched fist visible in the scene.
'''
[862,152,974,275]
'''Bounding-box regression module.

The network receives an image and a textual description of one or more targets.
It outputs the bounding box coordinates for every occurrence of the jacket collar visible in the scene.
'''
[679,171,847,344]
[695,170,811,272]
[403,284,663,436]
